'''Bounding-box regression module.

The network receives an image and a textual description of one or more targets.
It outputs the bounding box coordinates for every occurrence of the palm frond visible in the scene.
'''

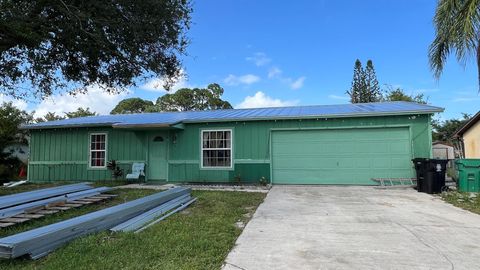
[452,0,480,64]
[429,0,480,86]
[429,36,451,78]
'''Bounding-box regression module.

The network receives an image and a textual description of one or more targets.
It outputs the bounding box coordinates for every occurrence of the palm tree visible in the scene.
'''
[429,0,480,88]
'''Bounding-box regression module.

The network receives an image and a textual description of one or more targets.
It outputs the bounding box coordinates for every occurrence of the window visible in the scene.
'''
[89,133,107,168]
[201,130,232,168]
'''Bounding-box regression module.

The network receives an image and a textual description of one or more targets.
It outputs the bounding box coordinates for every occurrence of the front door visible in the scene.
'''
[148,132,168,181]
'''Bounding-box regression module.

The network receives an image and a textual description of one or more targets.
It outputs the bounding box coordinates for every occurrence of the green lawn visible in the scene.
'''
[442,191,480,215]
[0,184,266,270]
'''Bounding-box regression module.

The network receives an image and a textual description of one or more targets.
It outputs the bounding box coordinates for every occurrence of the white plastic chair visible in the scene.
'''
[126,163,145,180]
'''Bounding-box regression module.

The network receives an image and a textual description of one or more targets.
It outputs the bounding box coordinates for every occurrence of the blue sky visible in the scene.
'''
[3,0,479,119]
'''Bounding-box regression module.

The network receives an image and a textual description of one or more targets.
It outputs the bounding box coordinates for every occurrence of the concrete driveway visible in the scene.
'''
[223,186,480,270]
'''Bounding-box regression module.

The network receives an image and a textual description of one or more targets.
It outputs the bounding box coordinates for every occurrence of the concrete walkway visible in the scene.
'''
[223,186,480,270]
[115,183,270,193]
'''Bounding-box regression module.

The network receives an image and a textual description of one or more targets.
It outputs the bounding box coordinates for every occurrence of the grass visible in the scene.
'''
[442,191,480,215]
[0,184,266,270]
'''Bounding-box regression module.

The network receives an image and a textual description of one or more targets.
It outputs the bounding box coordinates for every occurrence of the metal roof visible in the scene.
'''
[23,101,444,130]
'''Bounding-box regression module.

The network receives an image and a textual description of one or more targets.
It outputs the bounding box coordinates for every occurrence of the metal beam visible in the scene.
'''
[0,187,113,219]
[0,183,92,209]
[135,198,197,233]
[110,194,191,232]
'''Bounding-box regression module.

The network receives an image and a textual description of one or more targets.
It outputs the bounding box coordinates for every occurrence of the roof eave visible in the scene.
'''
[112,123,173,129]
[21,123,116,130]
[453,111,480,137]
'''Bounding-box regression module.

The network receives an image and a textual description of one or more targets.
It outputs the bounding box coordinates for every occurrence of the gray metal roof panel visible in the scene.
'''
[23,101,443,129]
[0,183,92,209]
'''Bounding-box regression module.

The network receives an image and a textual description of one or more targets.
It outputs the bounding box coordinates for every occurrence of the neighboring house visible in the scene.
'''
[22,102,443,185]
[454,111,480,158]
[432,141,455,168]
[432,141,455,160]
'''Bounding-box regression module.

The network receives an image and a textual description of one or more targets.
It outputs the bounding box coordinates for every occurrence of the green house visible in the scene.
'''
[23,102,443,185]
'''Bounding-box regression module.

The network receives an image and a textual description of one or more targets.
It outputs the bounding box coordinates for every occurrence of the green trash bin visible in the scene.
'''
[455,159,480,192]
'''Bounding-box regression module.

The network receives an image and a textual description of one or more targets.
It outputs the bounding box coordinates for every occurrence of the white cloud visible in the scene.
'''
[290,76,306,90]
[266,66,305,90]
[453,96,480,102]
[246,52,271,66]
[224,74,260,86]
[33,85,130,118]
[268,67,282,79]
[140,70,189,92]
[412,88,439,95]
[328,94,350,101]
[0,94,28,110]
[452,90,480,102]
[245,53,304,90]
[236,91,299,109]
[140,77,189,93]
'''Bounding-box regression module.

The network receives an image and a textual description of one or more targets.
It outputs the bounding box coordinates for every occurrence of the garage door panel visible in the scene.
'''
[355,159,372,168]
[390,141,410,153]
[338,159,356,168]
[274,170,354,184]
[274,157,337,169]
[272,128,413,185]
[372,158,391,169]
[391,158,411,168]
[384,130,410,139]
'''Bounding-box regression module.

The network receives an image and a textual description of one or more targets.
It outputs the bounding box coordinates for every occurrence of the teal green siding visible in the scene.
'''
[167,114,432,183]
[29,128,147,182]
[28,114,433,184]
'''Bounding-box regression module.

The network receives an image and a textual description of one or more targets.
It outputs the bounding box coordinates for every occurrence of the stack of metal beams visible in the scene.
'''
[0,183,92,209]
[0,186,194,259]
[110,192,196,233]
[0,183,114,227]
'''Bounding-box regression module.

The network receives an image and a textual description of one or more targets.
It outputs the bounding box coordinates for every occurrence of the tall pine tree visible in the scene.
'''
[364,60,381,102]
[347,59,364,103]
[347,59,381,103]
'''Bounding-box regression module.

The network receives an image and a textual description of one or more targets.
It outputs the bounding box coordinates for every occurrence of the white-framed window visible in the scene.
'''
[89,133,107,168]
[201,129,232,168]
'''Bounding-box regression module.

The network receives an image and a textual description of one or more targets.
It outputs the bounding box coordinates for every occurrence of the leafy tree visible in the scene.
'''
[111,98,155,114]
[65,107,97,118]
[347,59,381,103]
[0,0,192,98]
[34,108,95,122]
[153,83,232,112]
[0,102,32,149]
[432,113,471,142]
[429,0,480,88]
[0,102,32,180]
[383,87,428,104]
[35,112,65,123]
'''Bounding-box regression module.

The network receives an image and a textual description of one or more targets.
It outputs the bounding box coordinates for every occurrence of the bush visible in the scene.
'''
[0,154,23,183]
